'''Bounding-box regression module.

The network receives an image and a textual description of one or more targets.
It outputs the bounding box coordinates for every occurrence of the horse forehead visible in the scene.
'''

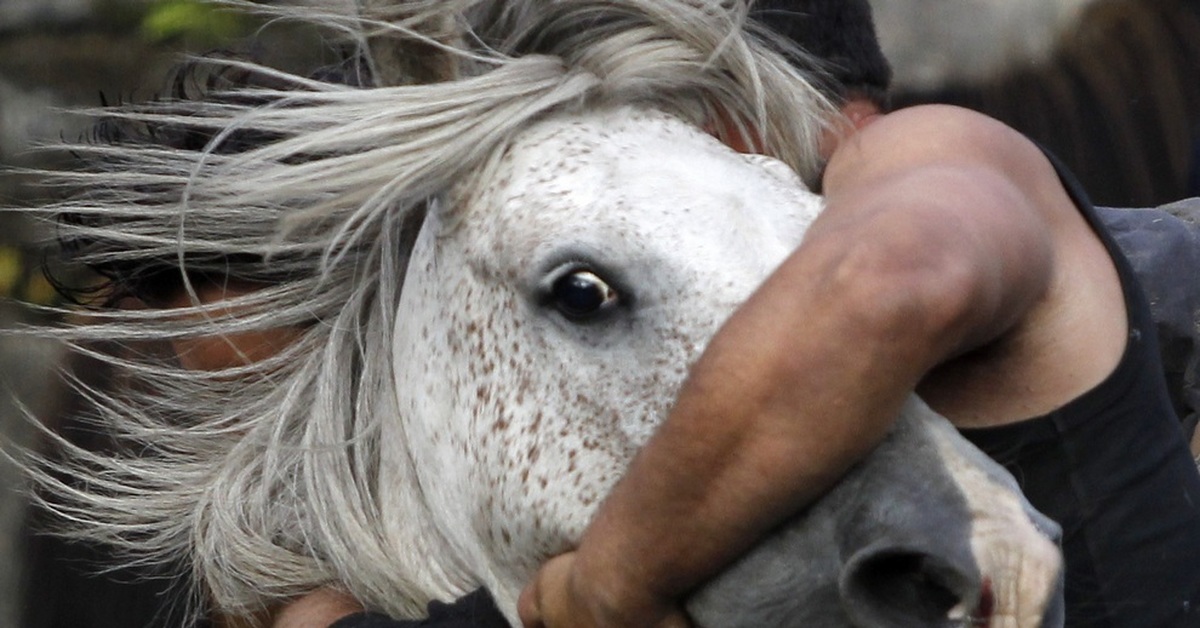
[470,108,814,245]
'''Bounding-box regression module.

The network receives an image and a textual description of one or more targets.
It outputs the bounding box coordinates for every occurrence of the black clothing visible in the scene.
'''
[750,0,892,102]
[329,590,508,628]
[1100,200,1200,433]
[961,160,1200,628]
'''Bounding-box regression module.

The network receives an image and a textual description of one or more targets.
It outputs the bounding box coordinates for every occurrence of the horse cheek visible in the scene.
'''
[410,273,585,578]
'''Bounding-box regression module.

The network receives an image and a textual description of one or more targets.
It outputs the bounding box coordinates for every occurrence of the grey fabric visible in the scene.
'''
[1099,200,1200,435]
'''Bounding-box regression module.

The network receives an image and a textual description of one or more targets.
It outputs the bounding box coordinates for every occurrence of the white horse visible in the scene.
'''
[21,1,1063,625]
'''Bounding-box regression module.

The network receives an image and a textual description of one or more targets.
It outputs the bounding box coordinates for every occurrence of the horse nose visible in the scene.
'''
[840,542,987,628]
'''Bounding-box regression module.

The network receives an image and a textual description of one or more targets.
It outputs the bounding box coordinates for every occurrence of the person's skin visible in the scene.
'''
[211,589,360,628]
[517,103,1128,627]
[163,281,304,371]
[264,590,364,628]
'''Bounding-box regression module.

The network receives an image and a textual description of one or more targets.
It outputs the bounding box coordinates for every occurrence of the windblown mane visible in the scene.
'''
[17,0,832,619]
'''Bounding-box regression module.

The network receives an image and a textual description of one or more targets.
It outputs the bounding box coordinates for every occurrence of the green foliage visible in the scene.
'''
[140,0,253,45]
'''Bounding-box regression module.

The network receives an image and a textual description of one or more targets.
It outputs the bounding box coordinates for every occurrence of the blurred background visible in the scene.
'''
[1,0,1197,626]
[0,2,332,626]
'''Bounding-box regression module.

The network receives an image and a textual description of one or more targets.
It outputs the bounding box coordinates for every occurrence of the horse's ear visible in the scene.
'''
[357,0,462,86]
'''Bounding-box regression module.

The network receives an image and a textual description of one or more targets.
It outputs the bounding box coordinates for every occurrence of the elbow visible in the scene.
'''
[809,235,998,368]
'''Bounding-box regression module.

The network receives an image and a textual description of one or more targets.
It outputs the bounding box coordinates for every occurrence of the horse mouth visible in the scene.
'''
[947,577,995,627]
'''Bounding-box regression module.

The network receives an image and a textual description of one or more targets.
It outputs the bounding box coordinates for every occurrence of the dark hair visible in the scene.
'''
[58,4,891,306]
[750,0,892,106]
[56,53,370,307]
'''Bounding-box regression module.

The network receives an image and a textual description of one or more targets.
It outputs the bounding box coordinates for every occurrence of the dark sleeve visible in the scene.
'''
[1098,202,1200,433]
[330,589,509,628]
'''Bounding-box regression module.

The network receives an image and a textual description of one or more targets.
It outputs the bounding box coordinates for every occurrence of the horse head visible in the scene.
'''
[384,105,1064,626]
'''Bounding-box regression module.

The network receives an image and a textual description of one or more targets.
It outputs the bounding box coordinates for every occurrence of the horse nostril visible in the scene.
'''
[841,546,985,627]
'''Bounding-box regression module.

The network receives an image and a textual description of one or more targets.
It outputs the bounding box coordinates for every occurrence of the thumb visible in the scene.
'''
[517,575,543,628]
[518,553,575,628]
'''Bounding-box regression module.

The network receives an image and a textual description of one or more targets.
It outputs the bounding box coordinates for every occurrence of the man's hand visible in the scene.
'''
[518,553,692,628]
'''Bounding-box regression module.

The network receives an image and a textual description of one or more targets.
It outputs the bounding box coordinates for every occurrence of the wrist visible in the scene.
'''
[572,539,678,626]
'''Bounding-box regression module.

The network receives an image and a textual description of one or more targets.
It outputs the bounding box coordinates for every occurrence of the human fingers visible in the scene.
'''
[519,552,695,628]
[518,553,576,627]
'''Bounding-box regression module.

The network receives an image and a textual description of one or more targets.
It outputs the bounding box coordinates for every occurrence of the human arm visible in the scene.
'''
[519,105,1067,627]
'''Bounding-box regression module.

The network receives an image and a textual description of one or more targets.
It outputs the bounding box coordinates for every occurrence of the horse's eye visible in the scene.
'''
[550,270,619,320]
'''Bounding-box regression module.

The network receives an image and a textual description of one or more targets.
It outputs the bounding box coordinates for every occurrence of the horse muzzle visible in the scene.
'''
[685,396,1065,628]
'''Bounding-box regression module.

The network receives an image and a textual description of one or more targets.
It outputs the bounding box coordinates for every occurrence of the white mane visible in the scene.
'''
[18,0,833,619]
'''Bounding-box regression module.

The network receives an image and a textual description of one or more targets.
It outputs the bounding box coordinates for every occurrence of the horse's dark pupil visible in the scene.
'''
[556,274,604,314]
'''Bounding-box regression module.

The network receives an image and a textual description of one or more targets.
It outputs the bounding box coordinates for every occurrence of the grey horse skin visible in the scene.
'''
[689,397,1065,628]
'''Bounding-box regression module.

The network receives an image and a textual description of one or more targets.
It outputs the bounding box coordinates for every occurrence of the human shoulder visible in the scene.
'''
[817,104,1070,254]
[821,104,1085,256]
[868,108,1129,425]
[824,104,1052,191]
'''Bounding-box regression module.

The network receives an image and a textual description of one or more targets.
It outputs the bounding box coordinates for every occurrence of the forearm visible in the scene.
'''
[569,239,943,619]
